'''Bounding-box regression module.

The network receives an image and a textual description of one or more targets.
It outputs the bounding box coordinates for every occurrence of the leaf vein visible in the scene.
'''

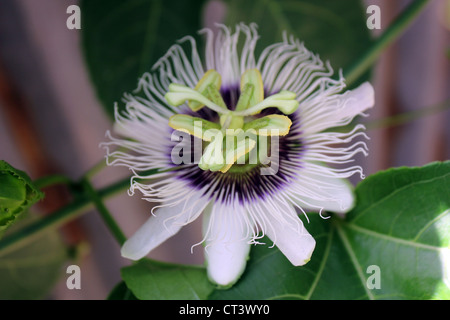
[336,224,374,300]
[304,226,334,300]
[351,172,450,224]
[344,223,446,251]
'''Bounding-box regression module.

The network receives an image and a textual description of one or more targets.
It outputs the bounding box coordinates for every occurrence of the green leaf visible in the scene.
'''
[0,213,68,299]
[208,214,337,300]
[0,160,44,236]
[81,0,207,118]
[107,281,138,300]
[340,161,450,299]
[223,0,372,86]
[208,215,370,300]
[122,259,215,300]
[209,161,450,299]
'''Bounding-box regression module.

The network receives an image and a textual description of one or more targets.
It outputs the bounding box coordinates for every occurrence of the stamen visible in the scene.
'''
[168,114,220,140]
[236,69,264,111]
[188,69,222,111]
[165,68,299,173]
[243,115,292,136]
[234,90,299,116]
[165,83,228,114]
[235,83,253,111]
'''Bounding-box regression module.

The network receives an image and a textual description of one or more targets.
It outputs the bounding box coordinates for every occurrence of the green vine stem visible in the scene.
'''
[83,158,109,180]
[33,174,73,189]
[364,99,450,130]
[0,174,131,256]
[81,178,127,245]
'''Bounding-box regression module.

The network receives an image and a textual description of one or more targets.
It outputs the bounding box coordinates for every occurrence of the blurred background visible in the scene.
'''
[0,0,448,299]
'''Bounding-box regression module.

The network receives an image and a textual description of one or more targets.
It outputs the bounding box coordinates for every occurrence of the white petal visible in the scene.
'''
[291,167,355,214]
[302,82,375,134]
[263,207,316,266]
[333,81,375,121]
[203,202,251,287]
[121,193,209,260]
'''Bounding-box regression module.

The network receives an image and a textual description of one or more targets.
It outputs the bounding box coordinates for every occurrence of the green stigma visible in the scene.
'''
[165,69,299,173]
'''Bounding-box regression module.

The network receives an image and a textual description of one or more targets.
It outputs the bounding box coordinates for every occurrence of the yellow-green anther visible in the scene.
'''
[243,117,269,130]
[238,69,264,111]
[243,115,292,136]
[165,83,228,114]
[206,84,227,109]
[234,90,299,116]
[169,114,221,141]
[235,83,254,112]
[165,83,202,105]
[188,70,222,111]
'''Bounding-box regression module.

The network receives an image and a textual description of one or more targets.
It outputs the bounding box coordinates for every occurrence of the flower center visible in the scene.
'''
[165,69,299,173]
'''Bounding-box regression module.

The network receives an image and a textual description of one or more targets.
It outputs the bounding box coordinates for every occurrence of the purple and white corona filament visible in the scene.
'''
[103,24,374,287]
